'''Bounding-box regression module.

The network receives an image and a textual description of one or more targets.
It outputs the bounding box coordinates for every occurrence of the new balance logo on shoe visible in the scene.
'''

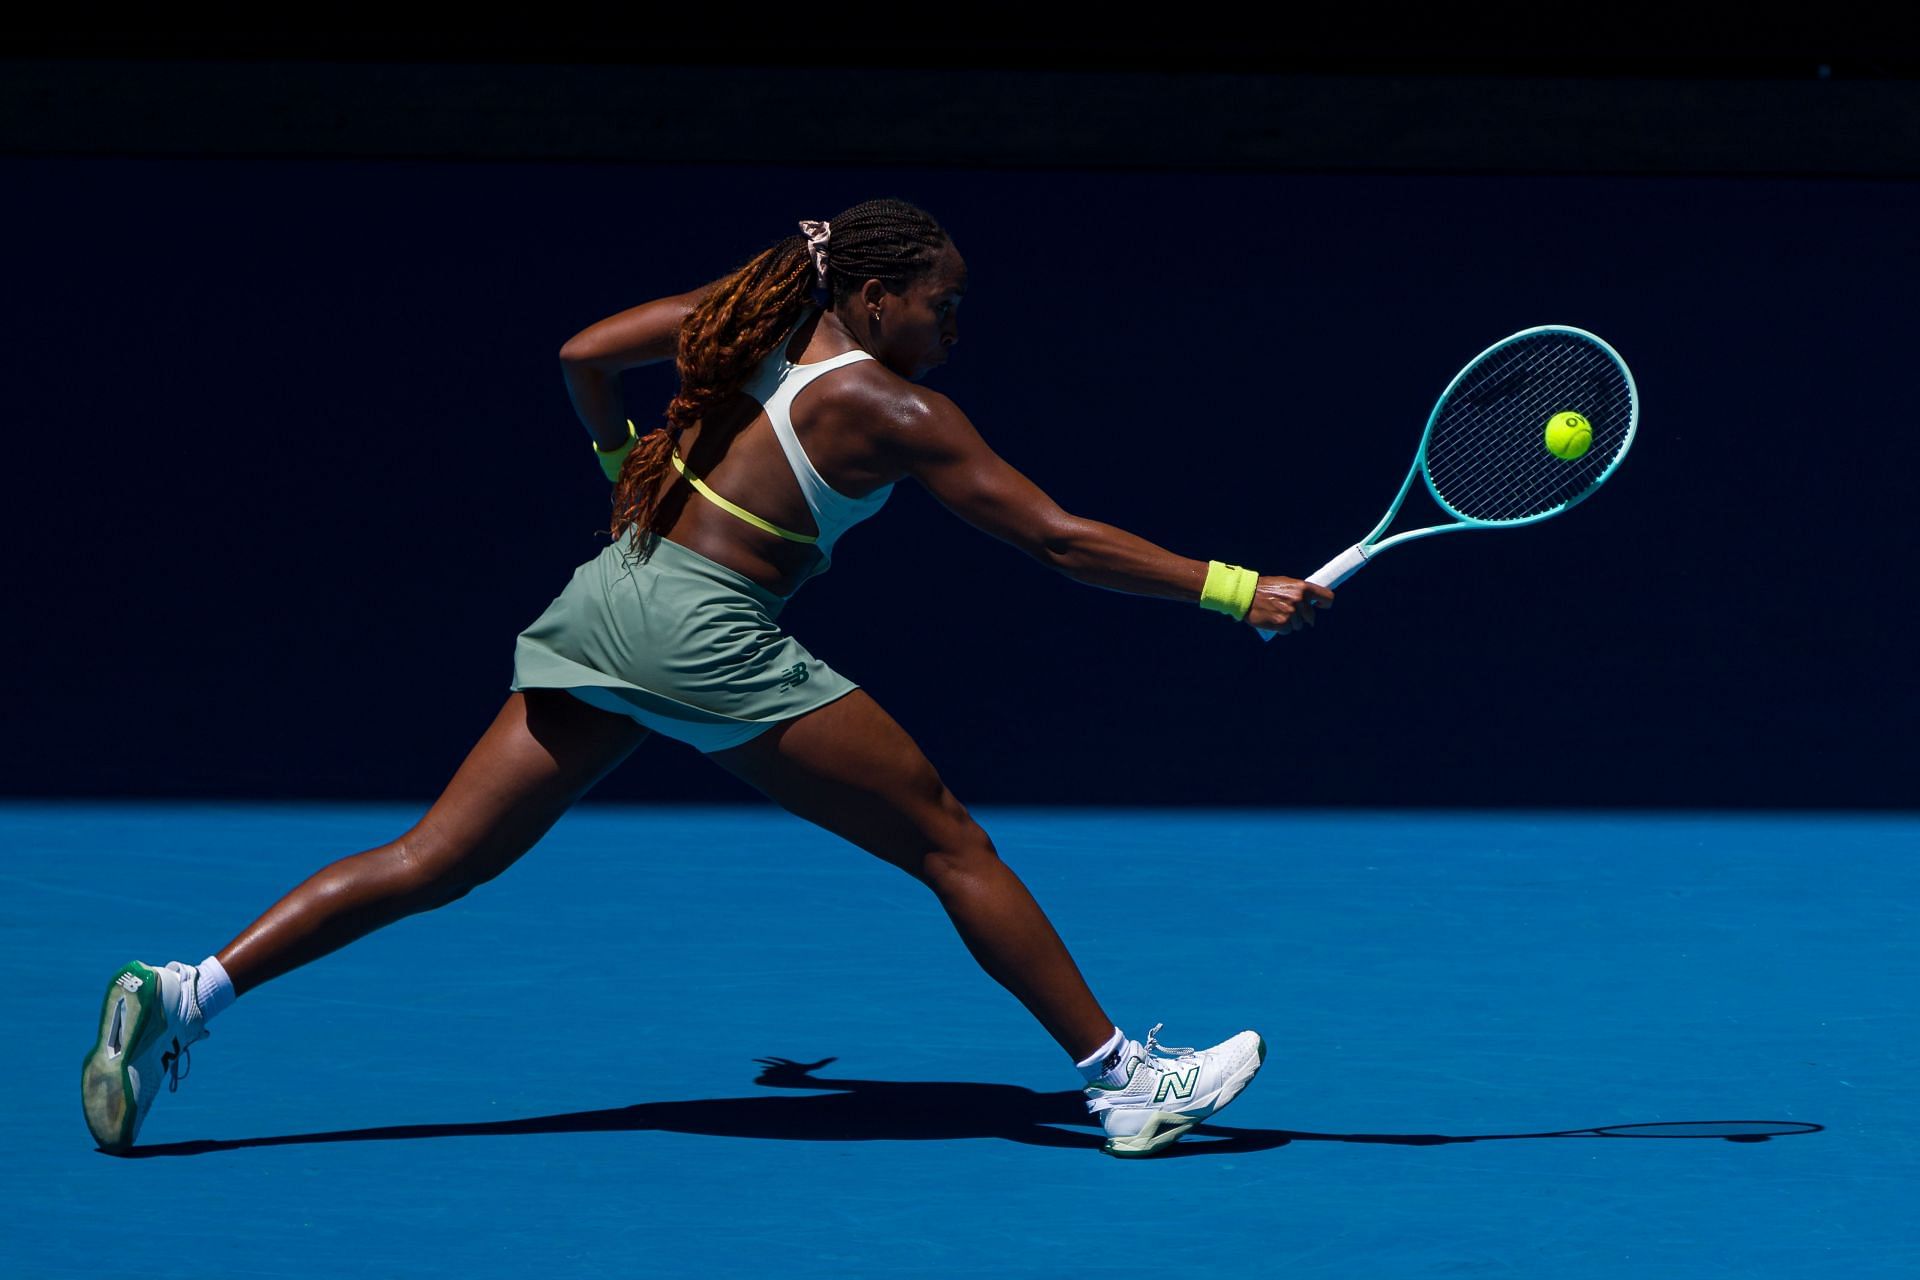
[1085,1026,1265,1157]
[116,973,143,993]
[1153,1066,1200,1103]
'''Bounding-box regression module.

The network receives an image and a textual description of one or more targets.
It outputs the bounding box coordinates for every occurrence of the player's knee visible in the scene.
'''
[385,831,499,912]
[919,804,1001,893]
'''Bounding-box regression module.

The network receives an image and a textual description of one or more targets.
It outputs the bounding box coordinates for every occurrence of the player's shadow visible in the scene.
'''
[118,1056,1820,1159]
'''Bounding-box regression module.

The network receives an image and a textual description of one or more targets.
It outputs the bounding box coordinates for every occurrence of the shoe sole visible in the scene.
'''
[81,962,160,1153]
[1101,1035,1266,1159]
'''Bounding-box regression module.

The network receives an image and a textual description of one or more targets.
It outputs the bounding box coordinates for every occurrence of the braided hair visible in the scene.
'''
[608,198,950,550]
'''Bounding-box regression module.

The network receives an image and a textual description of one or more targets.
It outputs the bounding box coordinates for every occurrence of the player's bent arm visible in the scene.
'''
[557,281,723,450]
[888,389,1213,605]
[557,281,720,370]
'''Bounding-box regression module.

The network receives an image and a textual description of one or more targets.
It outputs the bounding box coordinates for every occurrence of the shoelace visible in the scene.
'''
[160,1036,193,1092]
[1141,1023,1200,1068]
[1084,1023,1201,1114]
[159,962,208,1093]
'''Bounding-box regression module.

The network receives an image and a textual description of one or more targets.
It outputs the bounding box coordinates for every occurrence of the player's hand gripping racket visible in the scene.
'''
[1260,325,1638,640]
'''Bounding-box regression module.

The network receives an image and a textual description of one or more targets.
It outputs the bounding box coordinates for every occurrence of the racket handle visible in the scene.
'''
[1257,543,1370,641]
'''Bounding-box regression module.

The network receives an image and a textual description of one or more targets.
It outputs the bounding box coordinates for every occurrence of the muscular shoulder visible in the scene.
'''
[812,360,948,423]
[812,362,965,454]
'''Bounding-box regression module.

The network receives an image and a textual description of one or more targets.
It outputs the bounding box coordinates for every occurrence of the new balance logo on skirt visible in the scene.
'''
[116,972,143,993]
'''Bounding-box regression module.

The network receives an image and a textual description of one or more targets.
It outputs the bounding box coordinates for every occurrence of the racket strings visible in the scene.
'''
[1433,344,1631,519]
[1439,347,1626,510]
[1440,356,1633,516]
[1425,333,1634,523]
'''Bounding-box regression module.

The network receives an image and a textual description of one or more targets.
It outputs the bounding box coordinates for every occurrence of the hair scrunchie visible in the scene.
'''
[798,219,831,286]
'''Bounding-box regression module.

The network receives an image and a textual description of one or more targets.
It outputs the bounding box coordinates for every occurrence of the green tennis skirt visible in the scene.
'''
[511,531,858,752]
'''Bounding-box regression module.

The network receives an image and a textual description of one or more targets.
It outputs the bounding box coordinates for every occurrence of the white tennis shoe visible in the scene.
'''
[82,961,210,1153]
[1083,1023,1265,1157]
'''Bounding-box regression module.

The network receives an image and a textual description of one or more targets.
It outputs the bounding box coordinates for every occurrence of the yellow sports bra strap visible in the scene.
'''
[669,450,818,545]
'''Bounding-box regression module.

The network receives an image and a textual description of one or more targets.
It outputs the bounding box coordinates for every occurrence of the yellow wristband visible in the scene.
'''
[593,419,639,482]
[1200,560,1259,620]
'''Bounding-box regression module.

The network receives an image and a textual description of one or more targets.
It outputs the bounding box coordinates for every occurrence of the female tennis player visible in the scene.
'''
[82,198,1331,1159]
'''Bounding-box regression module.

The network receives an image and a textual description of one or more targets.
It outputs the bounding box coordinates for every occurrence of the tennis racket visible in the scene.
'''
[1261,325,1638,640]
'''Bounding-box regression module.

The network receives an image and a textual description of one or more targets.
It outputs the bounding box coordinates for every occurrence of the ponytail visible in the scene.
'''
[608,237,815,548]
[609,198,949,550]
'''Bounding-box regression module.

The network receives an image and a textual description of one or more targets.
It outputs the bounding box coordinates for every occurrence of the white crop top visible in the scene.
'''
[676,309,893,580]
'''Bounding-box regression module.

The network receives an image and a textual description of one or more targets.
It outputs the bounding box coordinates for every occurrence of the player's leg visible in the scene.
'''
[712,688,1267,1157]
[708,689,1116,1062]
[84,690,647,1151]
[219,689,650,992]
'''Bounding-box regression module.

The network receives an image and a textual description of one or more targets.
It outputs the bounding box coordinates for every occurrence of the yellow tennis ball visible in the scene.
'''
[1544,411,1593,460]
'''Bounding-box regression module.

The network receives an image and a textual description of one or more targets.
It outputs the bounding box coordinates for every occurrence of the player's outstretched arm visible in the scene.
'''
[885,387,1330,629]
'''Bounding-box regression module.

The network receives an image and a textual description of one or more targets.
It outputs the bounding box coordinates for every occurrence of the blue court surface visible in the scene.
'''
[5,804,1914,1277]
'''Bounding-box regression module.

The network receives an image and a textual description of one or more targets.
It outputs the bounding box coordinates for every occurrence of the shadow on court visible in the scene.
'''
[113,1056,1821,1159]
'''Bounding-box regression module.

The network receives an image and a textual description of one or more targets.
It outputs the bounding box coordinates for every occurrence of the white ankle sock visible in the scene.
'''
[1075,1026,1128,1084]
[194,955,236,1022]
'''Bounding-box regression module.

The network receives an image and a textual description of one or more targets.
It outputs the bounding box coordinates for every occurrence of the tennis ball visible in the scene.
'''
[1544,411,1593,460]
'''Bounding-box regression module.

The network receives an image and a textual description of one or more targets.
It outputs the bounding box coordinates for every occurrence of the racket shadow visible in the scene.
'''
[112,1056,1822,1159]
[1159,1119,1824,1160]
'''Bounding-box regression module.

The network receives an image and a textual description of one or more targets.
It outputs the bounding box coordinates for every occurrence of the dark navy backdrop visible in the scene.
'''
[7,157,1913,805]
